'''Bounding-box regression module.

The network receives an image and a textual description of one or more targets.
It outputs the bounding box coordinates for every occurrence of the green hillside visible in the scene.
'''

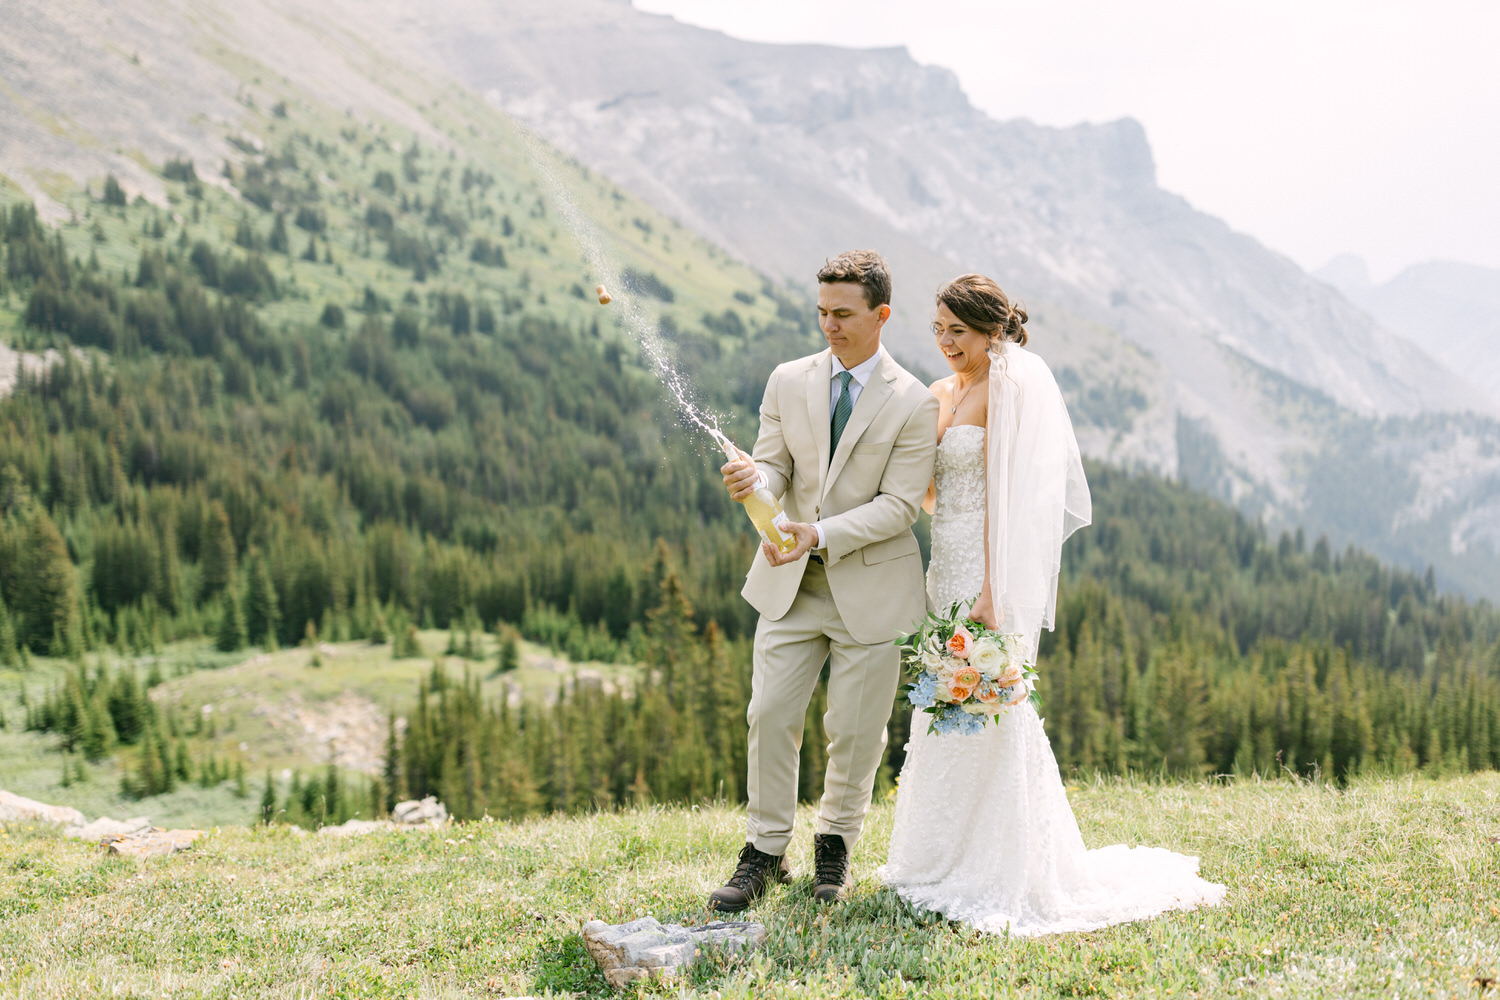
[0,73,816,823]
[0,63,1499,833]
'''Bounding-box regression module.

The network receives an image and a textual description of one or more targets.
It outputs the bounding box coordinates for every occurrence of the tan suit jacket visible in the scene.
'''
[741,347,938,644]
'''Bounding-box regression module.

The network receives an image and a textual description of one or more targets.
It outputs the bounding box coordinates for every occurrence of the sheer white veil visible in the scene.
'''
[985,340,1092,661]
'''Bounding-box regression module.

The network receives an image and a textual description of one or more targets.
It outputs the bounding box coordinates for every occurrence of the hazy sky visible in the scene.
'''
[634,0,1500,282]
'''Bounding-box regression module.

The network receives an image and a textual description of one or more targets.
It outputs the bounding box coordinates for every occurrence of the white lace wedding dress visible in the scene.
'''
[878,424,1226,936]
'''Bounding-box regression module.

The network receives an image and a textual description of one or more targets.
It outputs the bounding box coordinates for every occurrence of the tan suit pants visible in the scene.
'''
[746,559,903,856]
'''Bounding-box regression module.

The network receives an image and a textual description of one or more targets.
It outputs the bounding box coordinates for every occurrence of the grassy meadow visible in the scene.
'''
[3,772,1499,998]
[0,634,631,830]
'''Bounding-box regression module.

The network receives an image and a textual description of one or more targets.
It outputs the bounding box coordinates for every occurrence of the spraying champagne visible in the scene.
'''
[711,429,798,554]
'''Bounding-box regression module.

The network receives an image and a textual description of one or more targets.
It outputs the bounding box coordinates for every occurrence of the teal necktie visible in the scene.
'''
[830,371,854,457]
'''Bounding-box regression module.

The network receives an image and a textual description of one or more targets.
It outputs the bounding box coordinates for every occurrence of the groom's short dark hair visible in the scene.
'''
[817,250,891,310]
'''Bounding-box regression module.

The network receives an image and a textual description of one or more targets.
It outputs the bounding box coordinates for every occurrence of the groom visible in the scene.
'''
[713,250,938,910]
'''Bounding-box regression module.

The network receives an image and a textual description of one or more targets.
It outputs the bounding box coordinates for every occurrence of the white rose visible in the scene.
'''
[968,637,1004,679]
[919,647,945,673]
[935,657,959,685]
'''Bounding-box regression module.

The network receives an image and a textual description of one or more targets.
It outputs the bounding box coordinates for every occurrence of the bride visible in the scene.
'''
[878,273,1226,935]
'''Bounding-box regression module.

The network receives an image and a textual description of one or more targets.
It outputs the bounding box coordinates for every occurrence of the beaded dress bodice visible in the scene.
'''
[926,425,986,611]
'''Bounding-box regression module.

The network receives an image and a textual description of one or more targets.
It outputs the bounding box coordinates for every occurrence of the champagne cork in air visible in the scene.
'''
[596,285,612,305]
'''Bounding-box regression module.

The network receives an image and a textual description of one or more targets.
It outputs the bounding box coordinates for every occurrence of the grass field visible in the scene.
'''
[3,772,1499,998]
[0,634,632,830]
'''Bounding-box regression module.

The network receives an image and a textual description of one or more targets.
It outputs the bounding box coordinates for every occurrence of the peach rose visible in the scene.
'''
[996,661,1025,689]
[974,680,1002,704]
[952,665,981,691]
[1005,682,1030,706]
[946,625,974,659]
[945,680,974,703]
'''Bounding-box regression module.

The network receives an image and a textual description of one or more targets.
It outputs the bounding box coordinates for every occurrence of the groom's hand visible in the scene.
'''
[762,521,817,567]
[721,448,760,502]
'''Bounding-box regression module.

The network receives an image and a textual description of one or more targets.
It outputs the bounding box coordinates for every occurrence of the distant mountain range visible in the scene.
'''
[1316,256,1500,410]
[0,0,1497,596]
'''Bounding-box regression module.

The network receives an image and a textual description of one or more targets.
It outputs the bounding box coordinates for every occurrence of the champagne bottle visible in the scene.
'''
[711,429,798,554]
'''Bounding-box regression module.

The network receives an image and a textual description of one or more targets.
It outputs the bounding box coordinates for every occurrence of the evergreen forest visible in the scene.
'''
[2,98,1498,827]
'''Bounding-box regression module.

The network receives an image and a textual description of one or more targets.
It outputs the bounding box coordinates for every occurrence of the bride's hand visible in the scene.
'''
[967,592,1000,629]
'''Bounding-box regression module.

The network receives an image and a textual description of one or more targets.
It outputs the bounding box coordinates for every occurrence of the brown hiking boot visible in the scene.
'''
[708,842,791,912]
[812,833,853,903]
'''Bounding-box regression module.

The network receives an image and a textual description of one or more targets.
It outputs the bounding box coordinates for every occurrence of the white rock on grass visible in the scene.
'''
[104,829,203,858]
[391,796,447,826]
[581,917,766,988]
[2,790,205,858]
[0,790,86,828]
[64,816,152,841]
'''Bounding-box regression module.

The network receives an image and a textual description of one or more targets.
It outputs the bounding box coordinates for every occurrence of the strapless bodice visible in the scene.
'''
[927,424,986,610]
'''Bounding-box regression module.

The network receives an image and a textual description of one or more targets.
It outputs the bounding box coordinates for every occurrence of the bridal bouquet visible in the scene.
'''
[894,602,1038,736]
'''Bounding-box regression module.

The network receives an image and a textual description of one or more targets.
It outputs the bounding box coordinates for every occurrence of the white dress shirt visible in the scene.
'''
[829,348,882,416]
[813,348,884,549]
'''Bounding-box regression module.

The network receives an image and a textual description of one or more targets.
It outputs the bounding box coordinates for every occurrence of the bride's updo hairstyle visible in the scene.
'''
[936,273,1028,348]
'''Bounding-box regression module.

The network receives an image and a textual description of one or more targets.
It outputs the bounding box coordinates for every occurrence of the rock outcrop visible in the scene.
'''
[1,789,204,857]
[0,789,86,827]
[102,828,204,858]
[581,917,766,988]
[317,797,449,836]
[3,788,452,851]
[391,796,447,827]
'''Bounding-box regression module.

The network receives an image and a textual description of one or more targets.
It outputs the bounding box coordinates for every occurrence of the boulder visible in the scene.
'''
[581,917,766,988]
[0,789,86,828]
[65,816,152,842]
[391,796,447,826]
[103,828,203,858]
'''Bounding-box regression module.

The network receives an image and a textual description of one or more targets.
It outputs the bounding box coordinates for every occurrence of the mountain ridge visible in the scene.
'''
[1315,255,1500,411]
[1,0,1497,596]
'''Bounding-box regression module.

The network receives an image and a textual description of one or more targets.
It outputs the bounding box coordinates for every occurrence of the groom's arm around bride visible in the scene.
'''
[710,249,937,912]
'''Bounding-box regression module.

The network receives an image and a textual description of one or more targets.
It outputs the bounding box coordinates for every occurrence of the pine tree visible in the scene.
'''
[259,769,277,823]
[368,602,389,645]
[174,739,192,782]
[153,517,181,616]
[323,763,341,825]
[0,589,16,667]
[245,555,279,649]
[215,587,246,652]
[394,621,421,659]
[382,710,404,810]
[268,213,290,254]
[200,502,237,600]
[81,683,116,762]
[19,506,79,656]
[497,628,519,673]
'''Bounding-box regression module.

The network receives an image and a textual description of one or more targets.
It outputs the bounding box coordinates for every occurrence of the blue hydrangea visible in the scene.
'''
[907,672,939,710]
[929,706,987,737]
